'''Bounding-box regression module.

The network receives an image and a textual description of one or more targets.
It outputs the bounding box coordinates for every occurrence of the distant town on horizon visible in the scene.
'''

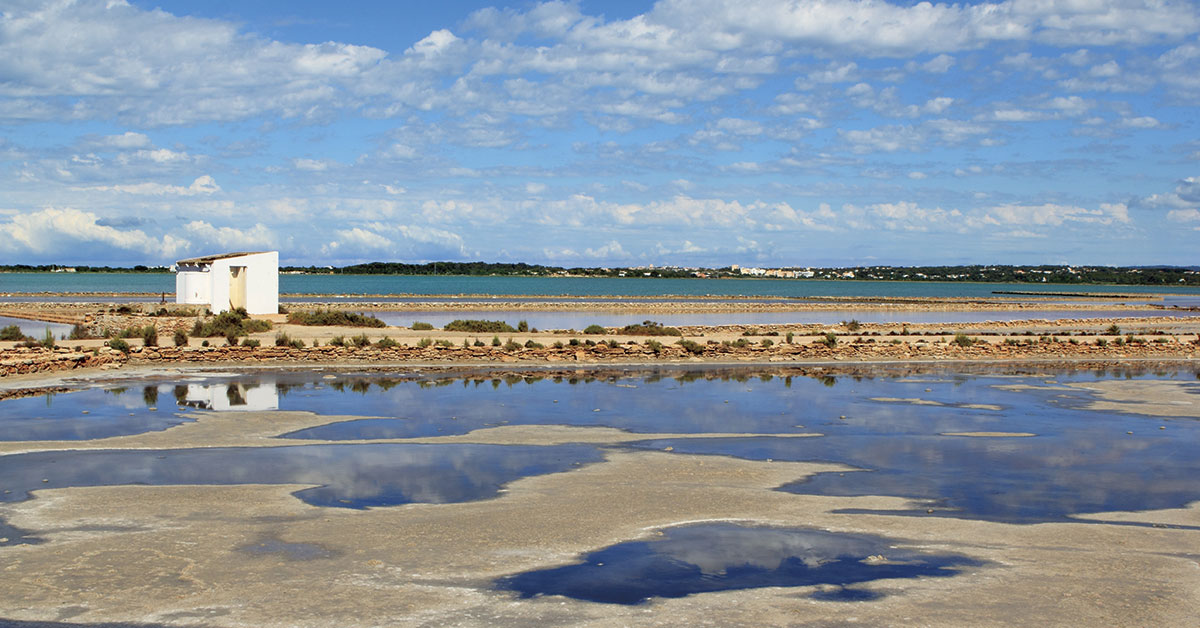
[3,262,1198,286]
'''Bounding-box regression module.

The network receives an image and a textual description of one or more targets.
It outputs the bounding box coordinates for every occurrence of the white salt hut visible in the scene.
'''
[174,251,279,315]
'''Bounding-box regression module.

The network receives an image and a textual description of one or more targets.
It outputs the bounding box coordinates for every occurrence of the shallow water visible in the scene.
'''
[0,443,603,511]
[2,366,1199,528]
[497,523,981,604]
[0,315,74,340]
[0,385,194,441]
[367,308,1200,330]
[5,272,1200,298]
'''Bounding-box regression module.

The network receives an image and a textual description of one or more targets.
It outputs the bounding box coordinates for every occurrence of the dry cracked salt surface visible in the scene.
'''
[0,367,1198,627]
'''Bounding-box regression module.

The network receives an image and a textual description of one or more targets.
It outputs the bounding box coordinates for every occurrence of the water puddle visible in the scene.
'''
[497,523,981,604]
[624,425,1200,523]
[0,385,195,441]
[0,443,603,510]
[4,366,1198,527]
[279,369,1040,440]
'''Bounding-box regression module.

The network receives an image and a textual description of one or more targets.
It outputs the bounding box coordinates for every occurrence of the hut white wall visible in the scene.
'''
[243,252,279,315]
[208,252,278,315]
[174,252,279,315]
[175,268,211,305]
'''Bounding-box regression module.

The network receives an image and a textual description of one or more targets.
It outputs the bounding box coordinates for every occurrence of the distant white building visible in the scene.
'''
[174,251,278,315]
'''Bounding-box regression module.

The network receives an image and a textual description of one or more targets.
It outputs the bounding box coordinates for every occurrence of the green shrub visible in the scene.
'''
[569,338,580,346]
[418,337,433,348]
[241,338,261,348]
[376,337,399,349]
[1095,338,1108,347]
[503,339,522,351]
[473,339,485,347]
[517,320,529,332]
[445,319,516,333]
[0,324,26,341]
[329,335,346,347]
[33,328,55,349]
[952,333,975,347]
[140,326,158,347]
[274,333,292,347]
[173,329,188,347]
[68,324,93,340]
[194,311,246,337]
[351,334,371,348]
[492,335,501,346]
[190,310,271,338]
[785,332,794,344]
[411,321,434,331]
[583,324,607,335]
[843,319,862,332]
[762,339,774,347]
[553,341,564,349]
[287,310,385,327]
[619,320,682,336]
[243,319,272,333]
[607,339,620,348]
[225,331,239,346]
[1106,324,1121,335]
[436,339,454,348]
[108,338,130,353]
[676,339,705,355]
[524,340,545,349]
[646,339,663,354]
[820,333,838,348]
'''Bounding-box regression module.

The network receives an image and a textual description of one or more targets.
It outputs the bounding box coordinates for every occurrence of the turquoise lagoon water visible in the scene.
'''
[3,272,1200,299]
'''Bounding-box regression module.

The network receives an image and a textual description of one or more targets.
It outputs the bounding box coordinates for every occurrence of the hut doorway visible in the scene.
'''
[229,266,247,311]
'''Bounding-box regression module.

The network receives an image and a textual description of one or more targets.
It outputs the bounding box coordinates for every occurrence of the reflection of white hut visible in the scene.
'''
[183,382,279,411]
[174,251,278,315]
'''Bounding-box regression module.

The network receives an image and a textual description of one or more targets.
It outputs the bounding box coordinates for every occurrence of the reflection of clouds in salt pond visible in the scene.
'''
[282,372,1044,439]
[632,426,1200,523]
[0,444,604,509]
[655,526,884,572]
[6,367,1199,524]
[498,523,981,604]
[0,378,291,441]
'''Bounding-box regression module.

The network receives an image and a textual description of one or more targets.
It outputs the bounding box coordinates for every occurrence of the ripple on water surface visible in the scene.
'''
[497,523,982,604]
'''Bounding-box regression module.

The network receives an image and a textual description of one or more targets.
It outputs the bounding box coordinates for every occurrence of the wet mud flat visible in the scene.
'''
[0,363,1198,626]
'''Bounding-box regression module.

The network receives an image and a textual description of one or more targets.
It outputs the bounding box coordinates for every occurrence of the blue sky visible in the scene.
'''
[1,0,1198,267]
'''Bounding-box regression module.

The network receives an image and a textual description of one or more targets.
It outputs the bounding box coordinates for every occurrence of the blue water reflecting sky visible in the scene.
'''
[3,366,1198,525]
[498,523,981,604]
